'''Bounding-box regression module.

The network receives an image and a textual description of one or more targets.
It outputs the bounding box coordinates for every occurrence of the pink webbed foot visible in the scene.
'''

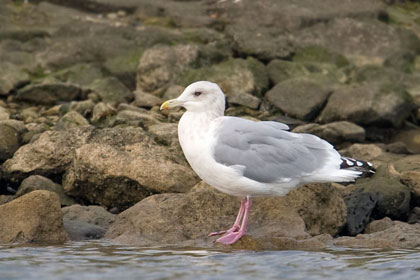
[215,231,245,245]
[210,196,252,245]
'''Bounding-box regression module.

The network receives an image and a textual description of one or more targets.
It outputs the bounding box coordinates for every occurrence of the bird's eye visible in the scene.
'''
[194,91,202,97]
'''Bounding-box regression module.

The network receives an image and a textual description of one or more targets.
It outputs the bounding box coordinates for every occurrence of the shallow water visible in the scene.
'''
[0,241,419,280]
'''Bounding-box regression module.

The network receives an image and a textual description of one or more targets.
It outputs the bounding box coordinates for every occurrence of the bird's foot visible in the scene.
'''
[208,225,240,237]
[215,231,245,245]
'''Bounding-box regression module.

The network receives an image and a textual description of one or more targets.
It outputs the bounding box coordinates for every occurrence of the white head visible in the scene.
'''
[160,81,225,116]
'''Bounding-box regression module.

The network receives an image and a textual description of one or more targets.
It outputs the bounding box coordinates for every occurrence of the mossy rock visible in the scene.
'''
[53,63,106,87]
[293,45,350,68]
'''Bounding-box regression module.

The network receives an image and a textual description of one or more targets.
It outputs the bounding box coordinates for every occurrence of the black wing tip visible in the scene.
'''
[340,157,375,176]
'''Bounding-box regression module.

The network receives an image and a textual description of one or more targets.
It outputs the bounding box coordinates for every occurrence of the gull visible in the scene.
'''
[160,81,374,245]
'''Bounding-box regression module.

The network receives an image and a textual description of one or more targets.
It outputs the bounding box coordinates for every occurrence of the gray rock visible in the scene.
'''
[343,189,377,236]
[137,44,200,94]
[265,79,331,121]
[318,84,413,127]
[63,220,106,241]
[163,85,185,100]
[16,175,75,206]
[292,121,365,145]
[227,92,260,109]
[0,120,26,162]
[54,111,90,130]
[90,77,134,105]
[15,82,82,105]
[54,63,106,87]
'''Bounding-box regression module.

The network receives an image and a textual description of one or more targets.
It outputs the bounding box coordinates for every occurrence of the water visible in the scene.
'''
[0,241,419,280]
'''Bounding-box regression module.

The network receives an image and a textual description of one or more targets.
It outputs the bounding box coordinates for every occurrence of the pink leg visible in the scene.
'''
[215,196,252,245]
[208,198,246,236]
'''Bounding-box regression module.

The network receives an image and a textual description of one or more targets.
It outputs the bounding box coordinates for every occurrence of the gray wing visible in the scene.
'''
[213,117,335,183]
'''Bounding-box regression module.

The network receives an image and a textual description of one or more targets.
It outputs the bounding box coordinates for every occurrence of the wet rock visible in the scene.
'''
[106,182,308,247]
[293,121,365,145]
[90,77,134,105]
[334,221,420,249]
[54,111,89,130]
[137,44,200,94]
[62,127,198,210]
[178,57,268,98]
[0,120,26,162]
[0,190,68,244]
[133,89,163,108]
[265,79,331,121]
[62,204,116,240]
[16,175,75,206]
[287,183,347,236]
[15,82,82,105]
[355,166,411,221]
[364,217,393,234]
[342,189,377,236]
[318,83,413,128]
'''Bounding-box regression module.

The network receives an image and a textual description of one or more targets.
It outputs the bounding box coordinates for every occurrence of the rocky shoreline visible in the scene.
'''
[1,0,420,250]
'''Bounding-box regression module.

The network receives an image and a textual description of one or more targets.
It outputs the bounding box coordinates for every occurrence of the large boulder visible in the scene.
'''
[62,127,198,210]
[106,182,309,248]
[265,79,331,121]
[318,83,413,127]
[0,190,68,244]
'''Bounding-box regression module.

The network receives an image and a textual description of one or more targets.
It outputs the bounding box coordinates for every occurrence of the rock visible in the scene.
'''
[340,143,384,163]
[115,110,161,128]
[106,182,308,247]
[293,46,350,68]
[54,111,90,130]
[364,217,393,234]
[355,166,411,221]
[3,126,95,179]
[391,129,420,154]
[15,82,82,105]
[227,92,260,109]
[147,123,179,147]
[62,204,116,240]
[294,18,420,66]
[407,207,420,224]
[20,107,39,123]
[90,77,134,105]
[0,120,26,162]
[69,99,95,118]
[318,83,413,127]
[137,44,200,94]
[16,175,75,206]
[393,155,420,207]
[163,85,185,100]
[334,221,420,249]
[287,183,347,236]
[62,127,198,210]
[178,57,268,98]
[0,195,13,206]
[91,102,117,123]
[265,79,331,121]
[0,190,68,244]
[0,62,30,95]
[293,121,365,145]
[62,204,116,229]
[0,106,9,120]
[342,188,377,236]
[133,89,163,108]
[63,220,106,241]
[53,63,106,87]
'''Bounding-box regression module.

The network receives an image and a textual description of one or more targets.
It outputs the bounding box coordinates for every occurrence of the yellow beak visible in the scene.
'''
[160,99,184,110]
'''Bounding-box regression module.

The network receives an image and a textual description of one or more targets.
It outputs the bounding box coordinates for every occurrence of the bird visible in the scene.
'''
[160,81,374,245]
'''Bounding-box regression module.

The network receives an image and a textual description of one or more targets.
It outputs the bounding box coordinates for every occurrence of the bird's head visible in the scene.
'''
[160,81,226,115]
